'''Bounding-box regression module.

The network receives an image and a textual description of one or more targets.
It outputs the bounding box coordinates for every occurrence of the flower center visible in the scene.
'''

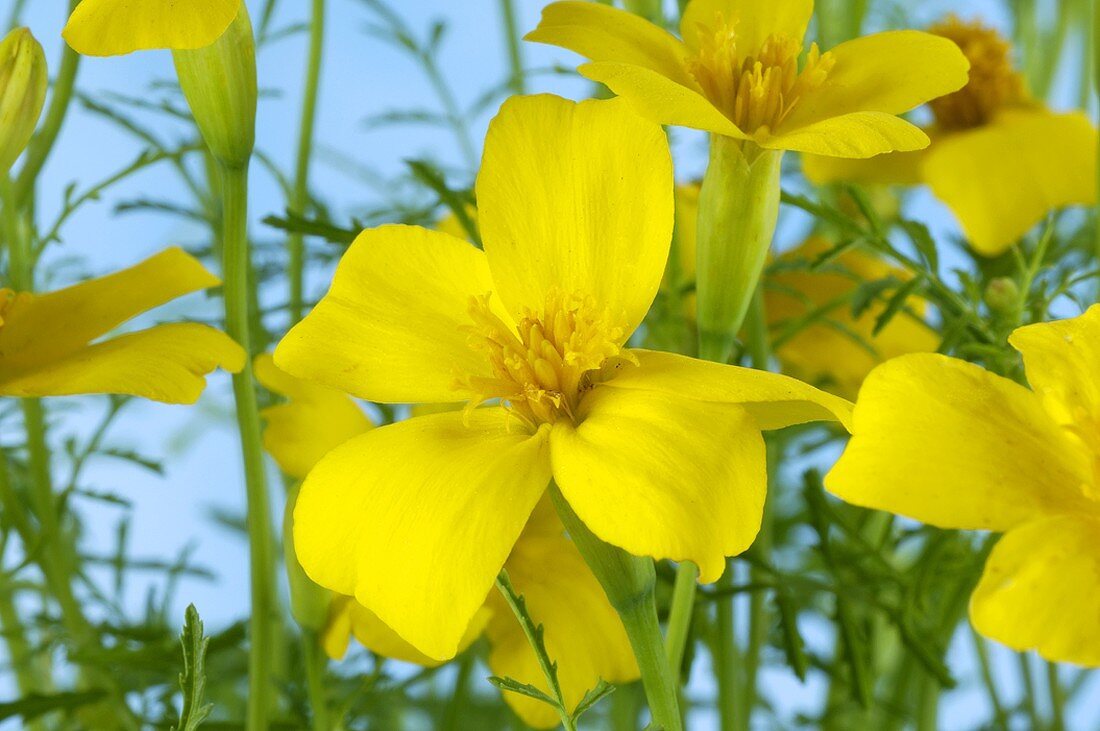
[686,14,834,138]
[928,16,1027,130]
[459,289,635,427]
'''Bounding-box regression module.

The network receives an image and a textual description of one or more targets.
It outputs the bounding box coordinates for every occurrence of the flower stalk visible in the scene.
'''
[550,485,683,731]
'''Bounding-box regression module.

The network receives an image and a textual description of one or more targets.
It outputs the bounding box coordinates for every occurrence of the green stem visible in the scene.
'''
[664,561,697,677]
[440,651,475,731]
[219,162,280,731]
[737,290,772,731]
[550,486,683,731]
[13,0,80,207]
[714,566,739,731]
[1018,653,1041,729]
[302,631,330,731]
[1046,661,1065,731]
[288,0,326,325]
[498,0,525,94]
[970,628,1007,729]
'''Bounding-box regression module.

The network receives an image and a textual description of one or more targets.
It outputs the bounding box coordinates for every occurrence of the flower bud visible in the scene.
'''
[0,28,47,172]
[172,5,257,168]
[984,277,1020,315]
[696,138,783,362]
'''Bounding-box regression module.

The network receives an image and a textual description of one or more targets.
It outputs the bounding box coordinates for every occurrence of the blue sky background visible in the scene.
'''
[5,0,1096,728]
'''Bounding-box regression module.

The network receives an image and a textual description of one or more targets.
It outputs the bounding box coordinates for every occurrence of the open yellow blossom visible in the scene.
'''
[254,354,638,728]
[275,94,852,661]
[525,0,969,157]
[804,16,1097,255]
[62,0,241,56]
[826,306,1100,666]
[0,248,243,403]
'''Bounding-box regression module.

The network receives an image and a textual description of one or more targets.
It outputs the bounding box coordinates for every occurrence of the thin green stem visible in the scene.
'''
[713,568,740,731]
[302,631,330,731]
[1018,653,1042,730]
[219,162,280,731]
[664,561,697,677]
[440,651,475,731]
[13,0,80,207]
[970,628,1008,729]
[736,289,773,731]
[618,591,684,731]
[498,0,525,94]
[288,0,326,325]
[1047,661,1065,731]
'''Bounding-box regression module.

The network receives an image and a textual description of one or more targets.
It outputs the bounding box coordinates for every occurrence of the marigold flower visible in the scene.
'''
[525,0,969,157]
[254,354,639,728]
[0,248,243,402]
[275,94,852,661]
[804,16,1096,255]
[826,306,1100,666]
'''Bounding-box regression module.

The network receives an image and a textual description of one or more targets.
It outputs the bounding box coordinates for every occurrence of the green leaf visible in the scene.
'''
[486,676,557,705]
[172,604,213,731]
[570,679,616,722]
[871,277,923,337]
[0,690,108,722]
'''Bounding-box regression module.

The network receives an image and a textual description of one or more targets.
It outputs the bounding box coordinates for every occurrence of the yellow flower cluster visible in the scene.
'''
[31,0,1100,727]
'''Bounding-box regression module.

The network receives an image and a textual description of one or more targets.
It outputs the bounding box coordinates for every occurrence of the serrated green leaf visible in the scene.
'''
[486,676,557,705]
[172,604,213,731]
[570,678,616,722]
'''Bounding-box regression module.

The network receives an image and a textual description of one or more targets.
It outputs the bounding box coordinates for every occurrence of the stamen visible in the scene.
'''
[928,16,1027,130]
[457,289,635,425]
[686,13,834,138]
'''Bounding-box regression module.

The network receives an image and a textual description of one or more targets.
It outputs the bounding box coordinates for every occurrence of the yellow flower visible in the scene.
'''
[825,306,1100,666]
[804,16,1097,256]
[254,354,638,729]
[525,0,969,157]
[275,94,852,661]
[0,248,244,402]
[0,28,47,172]
[62,0,242,56]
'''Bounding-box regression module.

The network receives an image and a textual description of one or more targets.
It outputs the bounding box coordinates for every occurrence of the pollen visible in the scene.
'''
[686,14,834,139]
[458,289,636,427]
[928,16,1027,130]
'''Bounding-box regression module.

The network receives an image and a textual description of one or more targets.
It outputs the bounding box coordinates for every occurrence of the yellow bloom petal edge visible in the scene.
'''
[63,0,242,56]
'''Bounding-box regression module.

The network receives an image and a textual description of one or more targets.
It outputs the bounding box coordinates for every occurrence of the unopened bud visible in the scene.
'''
[173,6,257,168]
[0,28,46,172]
[984,277,1020,314]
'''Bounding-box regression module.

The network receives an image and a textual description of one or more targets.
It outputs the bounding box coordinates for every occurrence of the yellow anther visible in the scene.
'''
[457,289,635,425]
[687,14,834,137]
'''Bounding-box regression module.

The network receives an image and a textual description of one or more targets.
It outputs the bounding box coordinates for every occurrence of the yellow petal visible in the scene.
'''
[0,323,244,403]
[766,237,939,398]
[679,0,813,54]
[765,111,929,158]
[524,1,696,88]
[782,31,969,132]
[275,224,504,404]
[293,409,551,661]
[0,247,220,368]
[970,515,1100,667]
[1009,305,1100,436]
[825,353,1095,531]
[477,95,674,335]
[551,385,766,583]
[579,61,747,139]
[922,109,1097,256]
[605,350,854,431]
[487,509,638,728]
[63,0,241,56]
[254,354,373,480]
[327,594,490,667]
[801,148,925,186]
